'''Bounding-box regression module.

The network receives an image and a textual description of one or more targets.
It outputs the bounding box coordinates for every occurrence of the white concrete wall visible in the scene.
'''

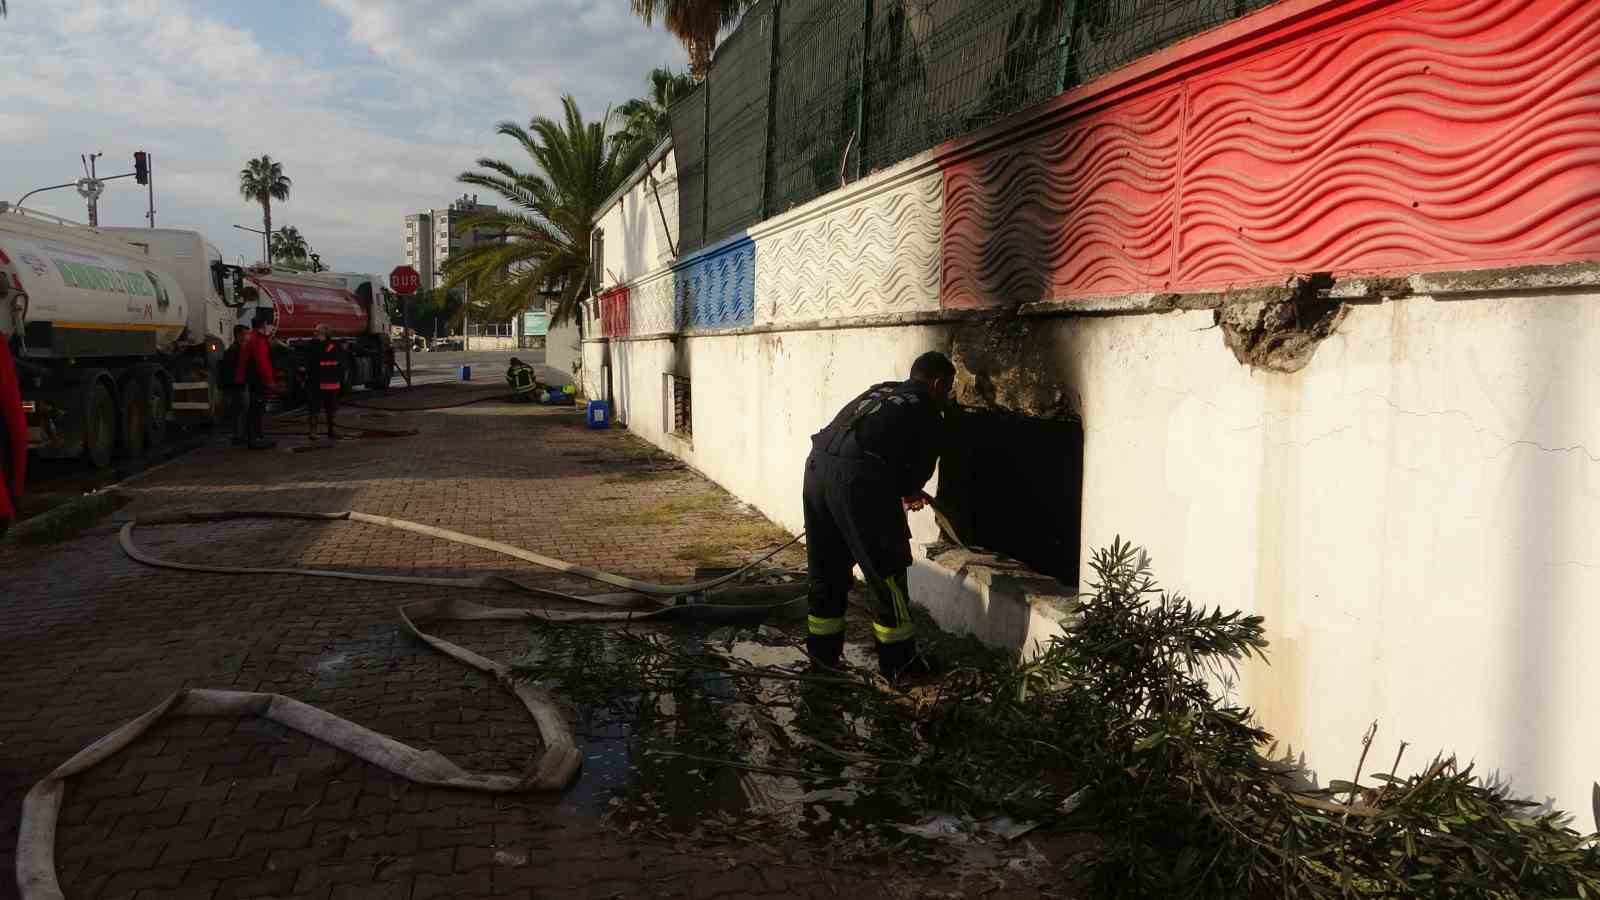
[545,317,581,380]
[581,339,607,403]
[596,152,678,291]
[600,327,949,543]
[594,287,1600,819]
[1060,290,1600,815]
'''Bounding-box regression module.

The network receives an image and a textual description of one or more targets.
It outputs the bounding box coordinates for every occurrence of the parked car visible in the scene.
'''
[432,339,464,352]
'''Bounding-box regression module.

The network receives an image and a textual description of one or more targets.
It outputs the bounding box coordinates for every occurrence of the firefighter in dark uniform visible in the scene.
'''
[306,324,344,441]
[220,324,250,446]
[803,351,956,679]
[506,357,539,401]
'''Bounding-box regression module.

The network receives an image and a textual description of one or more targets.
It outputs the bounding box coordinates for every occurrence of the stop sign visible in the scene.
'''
[389,265,420,295]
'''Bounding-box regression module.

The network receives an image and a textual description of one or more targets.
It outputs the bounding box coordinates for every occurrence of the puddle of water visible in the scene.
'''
[19,437,205,519]
[315,652,351,674]
[512,621,917,840]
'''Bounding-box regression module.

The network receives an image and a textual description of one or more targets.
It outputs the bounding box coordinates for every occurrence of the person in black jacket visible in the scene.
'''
[219,324,249,446]
[305,324,344,441]
[803,350,956,680]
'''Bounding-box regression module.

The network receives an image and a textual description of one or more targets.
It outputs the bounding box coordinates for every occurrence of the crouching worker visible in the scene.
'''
[803,351,955,681]
[307,324,344,441]
[506,357,539,401]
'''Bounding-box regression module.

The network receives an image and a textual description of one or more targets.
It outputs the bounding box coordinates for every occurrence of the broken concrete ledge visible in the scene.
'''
[907,545,1078,660]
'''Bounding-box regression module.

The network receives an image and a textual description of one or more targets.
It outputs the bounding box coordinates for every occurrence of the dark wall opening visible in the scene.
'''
[935,407,1083,584]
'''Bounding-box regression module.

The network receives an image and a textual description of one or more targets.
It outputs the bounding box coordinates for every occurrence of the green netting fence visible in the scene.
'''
[671,0,1280,253]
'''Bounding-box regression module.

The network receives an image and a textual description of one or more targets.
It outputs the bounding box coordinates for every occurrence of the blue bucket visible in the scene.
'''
[459,365,472,381]
[587,399,610,429]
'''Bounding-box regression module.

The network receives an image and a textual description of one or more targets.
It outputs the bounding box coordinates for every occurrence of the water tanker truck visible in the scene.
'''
[0,209,245,466]
[232,267,394,405]
[0,208,393,467]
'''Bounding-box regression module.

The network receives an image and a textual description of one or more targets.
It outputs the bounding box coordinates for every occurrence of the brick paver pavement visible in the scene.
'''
[1,383,1050,900]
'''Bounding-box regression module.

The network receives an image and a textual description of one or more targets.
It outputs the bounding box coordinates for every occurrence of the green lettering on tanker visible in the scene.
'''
[49,258,156,296]
[120,271,153,296]
[51,259,78,288]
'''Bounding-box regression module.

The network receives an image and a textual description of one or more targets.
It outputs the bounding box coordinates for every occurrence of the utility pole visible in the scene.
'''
[403,292,413,386]
[80,152,104,226]
[143,152,155,228]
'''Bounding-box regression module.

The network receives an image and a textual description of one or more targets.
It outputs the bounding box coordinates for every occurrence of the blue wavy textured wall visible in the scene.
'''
[673,233,754,330]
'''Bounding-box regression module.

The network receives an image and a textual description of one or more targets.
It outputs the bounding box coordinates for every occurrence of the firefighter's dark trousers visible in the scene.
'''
[802,451,918,675]
[307,389,338,438]
[223,386,247,443]
[244,382,267,443]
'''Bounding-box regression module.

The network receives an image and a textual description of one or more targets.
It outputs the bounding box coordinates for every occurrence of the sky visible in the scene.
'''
[1,0,686,275]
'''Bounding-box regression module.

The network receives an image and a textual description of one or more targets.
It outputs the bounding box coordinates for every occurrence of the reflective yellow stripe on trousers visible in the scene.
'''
[873,575,915,644]
[807,615,845,636]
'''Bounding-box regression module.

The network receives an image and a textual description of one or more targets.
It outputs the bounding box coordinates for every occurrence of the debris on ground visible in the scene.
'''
[515,538,1600,899]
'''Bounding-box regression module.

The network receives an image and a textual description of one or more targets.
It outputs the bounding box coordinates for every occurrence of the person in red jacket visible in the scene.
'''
[0,336,27,536]
[234,313,278,450]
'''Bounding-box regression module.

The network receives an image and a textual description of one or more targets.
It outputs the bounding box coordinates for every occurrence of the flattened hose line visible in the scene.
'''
[15,596,585,900]
[117,508,803,601]
[17,513,808,899]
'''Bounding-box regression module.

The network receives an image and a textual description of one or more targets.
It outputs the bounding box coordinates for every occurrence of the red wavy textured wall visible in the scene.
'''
[940,0,1600,308]
[599,285,630,337]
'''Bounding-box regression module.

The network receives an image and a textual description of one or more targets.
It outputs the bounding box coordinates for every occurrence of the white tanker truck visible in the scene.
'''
[0,209,244,467]
[0,208,394,467]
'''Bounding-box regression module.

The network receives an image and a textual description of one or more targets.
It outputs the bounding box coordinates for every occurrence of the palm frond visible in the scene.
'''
[442,93,642,323]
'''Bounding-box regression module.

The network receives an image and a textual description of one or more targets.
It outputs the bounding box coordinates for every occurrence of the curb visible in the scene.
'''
[4,488,130,545]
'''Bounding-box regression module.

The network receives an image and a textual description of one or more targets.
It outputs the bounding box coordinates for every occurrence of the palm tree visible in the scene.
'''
[238,156,291,262]
[614,67,698,156]
[270,226,309,264]
[629,0,754,78]
[441,96,648,327]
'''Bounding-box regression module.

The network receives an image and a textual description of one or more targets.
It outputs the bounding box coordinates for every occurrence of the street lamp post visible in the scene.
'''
[233,224,269,264]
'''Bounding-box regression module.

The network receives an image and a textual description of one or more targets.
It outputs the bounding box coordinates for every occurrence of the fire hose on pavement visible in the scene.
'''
[16,509,807,900]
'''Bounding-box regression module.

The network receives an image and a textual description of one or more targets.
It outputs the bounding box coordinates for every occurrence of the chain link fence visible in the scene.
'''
[767,0,866,215]
[705,0,775,244]
[668,83,711,255]
[670,0,1279,251]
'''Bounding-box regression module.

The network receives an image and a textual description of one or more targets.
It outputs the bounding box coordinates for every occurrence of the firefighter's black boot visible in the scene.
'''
[877,638,929,681]
[806,633,844,670]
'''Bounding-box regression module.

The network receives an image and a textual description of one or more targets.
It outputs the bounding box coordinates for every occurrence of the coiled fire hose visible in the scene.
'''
[16,510,806,900]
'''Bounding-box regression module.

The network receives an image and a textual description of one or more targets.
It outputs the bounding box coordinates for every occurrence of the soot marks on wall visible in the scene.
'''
[948,317,1080,419]
[940,317,1083,582]
[1215,273,1345,374]
[937,408,1084,584]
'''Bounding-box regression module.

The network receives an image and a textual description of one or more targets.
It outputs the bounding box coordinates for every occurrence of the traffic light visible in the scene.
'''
[133,151,149,185]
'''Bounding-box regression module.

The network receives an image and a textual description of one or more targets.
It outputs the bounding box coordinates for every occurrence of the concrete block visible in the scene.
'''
[907,545,1077,660]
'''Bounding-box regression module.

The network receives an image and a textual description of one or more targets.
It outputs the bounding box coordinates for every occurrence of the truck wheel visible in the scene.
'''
[369,354,393,392]
[204,364,226,425]
[84,379,117,469]
[119,374,151,458]
[142,369,171,452]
